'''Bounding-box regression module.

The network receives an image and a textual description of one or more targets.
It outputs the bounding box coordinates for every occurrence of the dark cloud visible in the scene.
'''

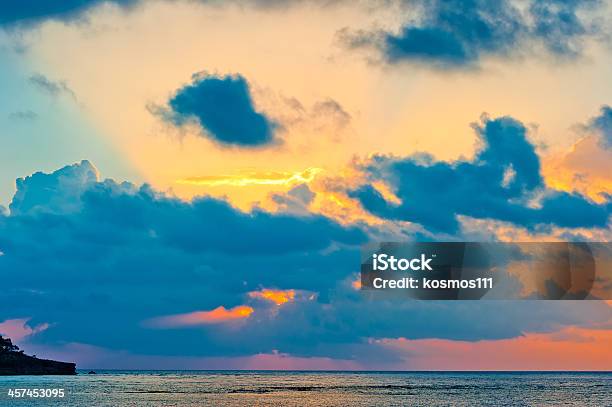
[350,115,611,234]
[0,0,350,27]
[386,0,521,66]
[0,0,138,26]
[7,161,364,254]
[154,73,280,147]
[587,105,612,149]
[339,0,604,68]
[0,160,610,362]
[529,0,598,56]
[0,160,365,356]
[28,74,76,100]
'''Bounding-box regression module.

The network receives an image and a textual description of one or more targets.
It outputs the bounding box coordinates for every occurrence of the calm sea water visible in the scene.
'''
[0,371,610,406]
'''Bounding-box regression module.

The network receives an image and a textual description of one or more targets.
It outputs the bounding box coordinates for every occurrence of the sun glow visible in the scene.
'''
[145,305,254,328]
[248,289,296,306]
[176,168,322,187]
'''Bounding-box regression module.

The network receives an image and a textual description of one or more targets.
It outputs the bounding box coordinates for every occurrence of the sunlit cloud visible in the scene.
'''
[177,168,322,187]
[459,215,612,243]
[248,289,296,306]
[0,318,49,342]
[543,135,612,204]
[373,326,612,371]
[541,105,612,203]
[145,305,254,328]
[306,168,393,226]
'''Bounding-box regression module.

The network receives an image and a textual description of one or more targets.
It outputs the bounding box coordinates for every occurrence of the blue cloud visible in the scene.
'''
[0,0,137,26]
[0,160,610,362]
[529,0,596,56]
[350,115,611,234]
[8,110,38,122]
[341,0,602,68]
[28,74,76,100]
[386,0,521,66]
[587,105,612,149]
[0,0,341,26]
[157,73,280,147]
[0,161,366,355]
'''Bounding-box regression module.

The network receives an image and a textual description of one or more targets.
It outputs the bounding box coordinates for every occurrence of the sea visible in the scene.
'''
[0,371,610,406]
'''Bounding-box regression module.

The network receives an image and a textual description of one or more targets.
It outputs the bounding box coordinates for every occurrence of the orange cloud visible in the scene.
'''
[351,276,362,290]
[542,135,612,203]
[248,289,296,306]
[374,326,612,371]
[146,305,253,328]
[177,168,322,187]
[306,171,391,226]
[459,216,612,242]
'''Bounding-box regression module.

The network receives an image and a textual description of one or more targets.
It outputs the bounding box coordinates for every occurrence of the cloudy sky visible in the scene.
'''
[0,0,611,370]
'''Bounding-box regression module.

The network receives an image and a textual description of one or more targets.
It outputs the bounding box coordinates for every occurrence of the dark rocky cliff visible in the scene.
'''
[0,336,76,375]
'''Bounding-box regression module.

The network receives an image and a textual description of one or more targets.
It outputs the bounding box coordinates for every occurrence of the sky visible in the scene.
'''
[0,0,611,370]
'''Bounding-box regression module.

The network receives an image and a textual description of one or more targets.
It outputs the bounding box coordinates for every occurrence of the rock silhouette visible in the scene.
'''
[0,335,76,375]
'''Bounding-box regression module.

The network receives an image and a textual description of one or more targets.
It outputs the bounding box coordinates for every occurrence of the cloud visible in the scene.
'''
[1,160,611,365]
[0,160,372,357]
[271,184,316,215]
[145,305,254,328]
[587,105,612,149]
[6,161,364,254]
[248,289,296,305]
[177,168,321,187]
[350,115,611,234]
[373,325,612,371]
[339,0,603,68]
[28,74,76,100]
[308,98,352,135]
[21,342,363,370]
[10,159,99,215]
[0,0,138,26]
[8,110,38,122]
[529,0,598,56]
[257,96,353,143]
[0,318,49,342]
[541,105,612,203]
[154,73,280,147]
[16,323,612,370]
[543,106,612,203]
[0,0,351,27]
